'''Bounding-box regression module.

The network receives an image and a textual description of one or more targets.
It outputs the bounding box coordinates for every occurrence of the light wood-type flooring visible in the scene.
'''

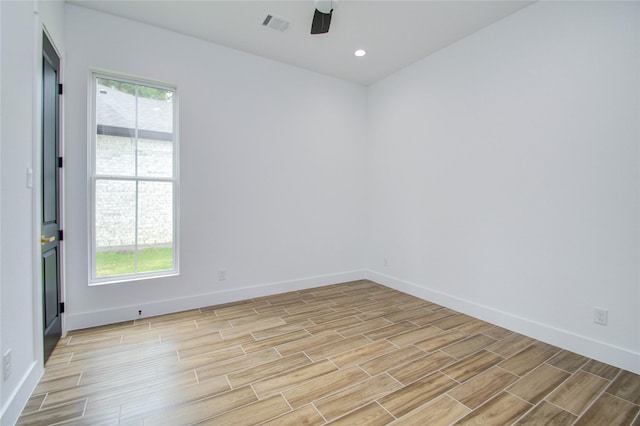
[17,280,640,425]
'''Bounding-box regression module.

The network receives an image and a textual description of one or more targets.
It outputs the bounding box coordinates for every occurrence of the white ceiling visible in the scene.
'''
[68,0,535,85]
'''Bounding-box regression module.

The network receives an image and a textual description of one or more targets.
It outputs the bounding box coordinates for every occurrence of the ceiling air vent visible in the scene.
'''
[262,14,290,32]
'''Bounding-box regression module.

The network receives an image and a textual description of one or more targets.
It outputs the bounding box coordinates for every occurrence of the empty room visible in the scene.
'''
[1,0,639,424]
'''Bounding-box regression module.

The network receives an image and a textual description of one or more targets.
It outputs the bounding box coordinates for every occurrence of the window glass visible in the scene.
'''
[90,72,178,283]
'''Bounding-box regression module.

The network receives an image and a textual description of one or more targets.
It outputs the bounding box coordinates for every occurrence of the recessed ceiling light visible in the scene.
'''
[354,49,366,57]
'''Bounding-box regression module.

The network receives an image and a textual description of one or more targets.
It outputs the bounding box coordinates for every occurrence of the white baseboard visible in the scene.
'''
[65,268,639,373]
[366,270,640,375]
[0,361,42,426]
[66,270,367,330]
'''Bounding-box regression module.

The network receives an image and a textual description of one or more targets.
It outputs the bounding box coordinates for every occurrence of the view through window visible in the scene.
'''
[90,73,178,282]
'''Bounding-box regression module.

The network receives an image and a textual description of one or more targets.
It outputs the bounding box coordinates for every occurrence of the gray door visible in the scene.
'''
[41,33,62,364]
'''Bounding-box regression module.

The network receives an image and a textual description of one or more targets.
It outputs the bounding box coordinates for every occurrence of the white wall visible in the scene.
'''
[0,4,34,414]
[63,5,368,329]
[367,1,640,373]
[0,1,65,424]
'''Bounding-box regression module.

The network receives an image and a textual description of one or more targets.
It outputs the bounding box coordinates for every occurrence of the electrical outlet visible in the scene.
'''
[218,269,227,281]
[383,258,389,267]
[3,349,11,381]
[594,308,608,326]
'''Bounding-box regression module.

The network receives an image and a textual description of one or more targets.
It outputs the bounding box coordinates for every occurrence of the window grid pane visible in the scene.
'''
[92,73,177,282]
[95,179,136,277]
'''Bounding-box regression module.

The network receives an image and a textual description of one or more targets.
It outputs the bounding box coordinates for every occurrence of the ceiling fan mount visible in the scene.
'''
[311,0,339,35]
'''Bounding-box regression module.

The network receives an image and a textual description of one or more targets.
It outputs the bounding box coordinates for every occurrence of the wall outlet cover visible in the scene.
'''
[3,349,11,381]
[594,308,608,326]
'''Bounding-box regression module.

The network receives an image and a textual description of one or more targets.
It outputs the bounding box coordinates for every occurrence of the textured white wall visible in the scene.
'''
[63,5,368,328]
[367,1,640,373]
[1,1,65,423]
[1,1,35,405]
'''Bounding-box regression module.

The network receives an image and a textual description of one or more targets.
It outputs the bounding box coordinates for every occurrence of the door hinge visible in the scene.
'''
[59,302,65,314]
[58,83,63,95]
[59,230,64,241]
[57,156,63,168]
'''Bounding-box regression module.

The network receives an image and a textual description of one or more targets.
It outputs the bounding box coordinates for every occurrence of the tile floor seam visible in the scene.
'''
[438,370,461,386]
[81,398,88,417]
[577,367,616,382]
[541,359,577,375]
[386,339,402,350]
[280,392,294,411]
[464,390,532,424]
[319,394,383,424]
[444,390,469,409]
[505,393,538,426]
[249,383,260,400]
[498,340,538,360]
[296,372,382,413]
[573,377,624,420]
[376,400,398,421]
[494,364,519,379]
[311,401,329,424]
[326,358,341,371]
[39,392,50,411]
[505,389,534,407]
[607,367,624,384]
[224,374,232,390]
[441,343,497,362]
[544,395,581,418]
[383,371,404,388]
[603,391,640,408]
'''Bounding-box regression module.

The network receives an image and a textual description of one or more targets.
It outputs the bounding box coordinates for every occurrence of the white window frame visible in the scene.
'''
[88,70,179,285]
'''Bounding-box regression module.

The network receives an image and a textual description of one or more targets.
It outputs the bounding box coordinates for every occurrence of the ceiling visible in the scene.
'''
[68,0,535,86]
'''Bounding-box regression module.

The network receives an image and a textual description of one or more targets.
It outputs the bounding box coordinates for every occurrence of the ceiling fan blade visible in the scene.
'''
[311,8,332,34]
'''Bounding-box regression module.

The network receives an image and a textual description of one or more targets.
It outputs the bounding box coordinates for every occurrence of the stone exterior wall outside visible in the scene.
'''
[95,135,174,249]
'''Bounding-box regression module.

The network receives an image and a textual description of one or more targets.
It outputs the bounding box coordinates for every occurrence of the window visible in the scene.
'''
[89,72,178,283]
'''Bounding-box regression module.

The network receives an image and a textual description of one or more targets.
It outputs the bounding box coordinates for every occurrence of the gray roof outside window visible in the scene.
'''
[96,83,173,134]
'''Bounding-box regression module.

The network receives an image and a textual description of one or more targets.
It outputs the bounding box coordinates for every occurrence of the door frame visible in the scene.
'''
[32,24,65,367]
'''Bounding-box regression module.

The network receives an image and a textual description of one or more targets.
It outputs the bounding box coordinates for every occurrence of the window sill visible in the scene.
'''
[88,270,179,286]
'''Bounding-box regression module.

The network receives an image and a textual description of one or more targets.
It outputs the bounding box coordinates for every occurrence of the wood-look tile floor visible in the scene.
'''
[17,280,640,425]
